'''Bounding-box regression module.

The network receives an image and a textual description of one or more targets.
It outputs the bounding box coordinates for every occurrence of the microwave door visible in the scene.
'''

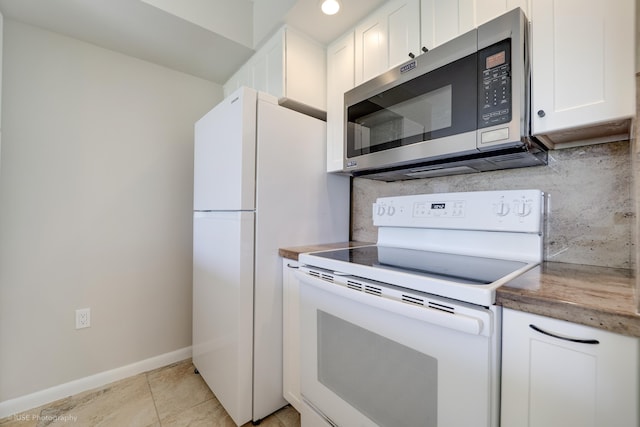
[345,53,479,173]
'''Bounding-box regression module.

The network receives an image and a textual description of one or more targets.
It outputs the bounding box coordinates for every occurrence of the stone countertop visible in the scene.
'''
[279,243,639,338]
[496,262,640,337]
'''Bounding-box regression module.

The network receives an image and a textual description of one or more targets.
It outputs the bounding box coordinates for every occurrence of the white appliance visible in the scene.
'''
[296,189,545,427]
[192,87,350,426]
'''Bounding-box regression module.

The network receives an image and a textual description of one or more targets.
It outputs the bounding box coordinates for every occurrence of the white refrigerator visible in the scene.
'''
[192,87,350,426]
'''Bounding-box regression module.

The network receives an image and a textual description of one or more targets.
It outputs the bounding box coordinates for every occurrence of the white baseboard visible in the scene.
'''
[0,346,192,419]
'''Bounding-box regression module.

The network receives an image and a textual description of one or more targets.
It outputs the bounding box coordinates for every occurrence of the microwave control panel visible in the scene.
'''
[479,39,512,128]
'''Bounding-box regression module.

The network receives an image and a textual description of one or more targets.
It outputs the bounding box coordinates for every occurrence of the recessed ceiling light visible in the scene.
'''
[321,0,341,15]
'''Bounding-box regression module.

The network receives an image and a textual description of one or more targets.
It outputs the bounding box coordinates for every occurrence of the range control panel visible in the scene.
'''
[412,200,466,218]
[373,189,544,233]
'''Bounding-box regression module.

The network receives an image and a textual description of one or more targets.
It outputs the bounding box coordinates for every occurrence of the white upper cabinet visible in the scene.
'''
[530,0,635,147]
[326,32,355,172]
[250,33,284,96]
[325,0,635,170]
[223,26,326,118]
[420,0,474,50]
[224,66,248,96]
[475,0,529,26]
[354,0,420,85]
[421,0,529,52]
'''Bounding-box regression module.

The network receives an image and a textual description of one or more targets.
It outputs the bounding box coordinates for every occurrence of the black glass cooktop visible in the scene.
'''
[311,245,528,285]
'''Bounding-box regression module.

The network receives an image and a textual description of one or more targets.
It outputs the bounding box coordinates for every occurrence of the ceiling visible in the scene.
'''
[0,0,385,84]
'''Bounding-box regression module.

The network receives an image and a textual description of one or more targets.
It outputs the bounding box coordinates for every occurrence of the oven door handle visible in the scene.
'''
[296,271,485,336]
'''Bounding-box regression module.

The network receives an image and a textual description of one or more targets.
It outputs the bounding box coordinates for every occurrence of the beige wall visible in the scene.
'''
[0,20,222,401]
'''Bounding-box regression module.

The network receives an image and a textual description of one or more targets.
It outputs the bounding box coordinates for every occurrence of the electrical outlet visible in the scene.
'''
[75,308,91,329]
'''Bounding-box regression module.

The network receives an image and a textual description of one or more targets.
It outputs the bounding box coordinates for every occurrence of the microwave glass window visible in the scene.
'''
[347,53,477,157]
[354,85,452,150]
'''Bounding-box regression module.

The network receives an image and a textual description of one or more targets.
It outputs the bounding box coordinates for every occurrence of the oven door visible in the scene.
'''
[297,271,500,427]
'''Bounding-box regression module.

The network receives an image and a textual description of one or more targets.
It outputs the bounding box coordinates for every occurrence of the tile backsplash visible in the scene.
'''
[352,139,634,270]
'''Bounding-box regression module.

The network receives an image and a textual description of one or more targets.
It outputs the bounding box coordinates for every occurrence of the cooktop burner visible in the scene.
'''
[312,246,528,285]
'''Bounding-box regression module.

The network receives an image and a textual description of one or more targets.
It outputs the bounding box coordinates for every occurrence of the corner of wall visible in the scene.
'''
[634,73,640,312]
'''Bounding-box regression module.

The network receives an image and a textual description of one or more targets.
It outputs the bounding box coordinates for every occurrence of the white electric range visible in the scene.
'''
[295,189,546,427]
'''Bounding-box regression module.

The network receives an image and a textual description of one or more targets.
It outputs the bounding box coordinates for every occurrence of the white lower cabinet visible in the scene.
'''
[501,308,640,427]
[282,259,302,412]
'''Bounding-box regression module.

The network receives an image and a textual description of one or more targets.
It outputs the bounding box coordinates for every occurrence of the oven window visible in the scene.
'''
[317,311,438,427]
[346,53,477,158]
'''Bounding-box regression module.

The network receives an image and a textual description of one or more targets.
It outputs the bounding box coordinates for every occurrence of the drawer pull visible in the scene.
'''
[529,324,599,345]
[286,263,299,269]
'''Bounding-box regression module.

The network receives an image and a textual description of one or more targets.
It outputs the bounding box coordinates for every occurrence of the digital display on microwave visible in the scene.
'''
[486,51,506,69]
[431,203,446,210]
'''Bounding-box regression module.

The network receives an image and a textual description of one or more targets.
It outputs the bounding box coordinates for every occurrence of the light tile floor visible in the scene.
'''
[0,359,300,427]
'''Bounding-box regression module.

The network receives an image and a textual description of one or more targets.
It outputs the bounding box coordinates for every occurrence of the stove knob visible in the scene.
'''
[494,202,510,216]
[515,201,532,217]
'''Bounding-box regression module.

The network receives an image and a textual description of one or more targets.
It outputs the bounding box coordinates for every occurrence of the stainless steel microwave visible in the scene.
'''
[343,8,547,181]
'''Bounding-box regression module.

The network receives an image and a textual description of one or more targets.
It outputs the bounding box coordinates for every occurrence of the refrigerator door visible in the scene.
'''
[192,211,255,426]
[194,87,257,211]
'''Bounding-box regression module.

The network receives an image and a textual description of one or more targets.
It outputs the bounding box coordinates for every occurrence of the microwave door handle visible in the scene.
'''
[295,271,483,336]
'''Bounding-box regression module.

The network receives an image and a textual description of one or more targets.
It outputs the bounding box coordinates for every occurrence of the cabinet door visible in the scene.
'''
[282,259,302,412]
[223,66,249,98]
[475,0,529,26]
[354,10,388,85]
[326,31,355,172]
[421,0,474,50]
[530,0,635,136]
[251,31,284,96]
[501,308,640,427]
[226,26,326,113]
[355,0,420,85]
[284,28,326,112]
[387,0,420,68]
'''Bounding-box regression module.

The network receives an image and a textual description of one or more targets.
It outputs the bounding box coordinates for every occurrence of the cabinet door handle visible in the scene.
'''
[286,263,299,269]
[529,324,599,344]
[537,109,546,117]
[408,52,415,59]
